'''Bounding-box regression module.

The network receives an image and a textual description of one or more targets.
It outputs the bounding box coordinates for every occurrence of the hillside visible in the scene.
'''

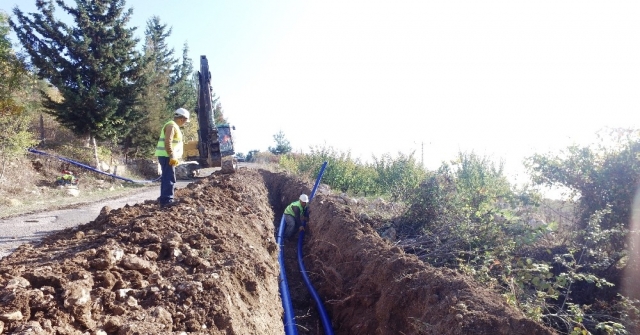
[0,167,555,334]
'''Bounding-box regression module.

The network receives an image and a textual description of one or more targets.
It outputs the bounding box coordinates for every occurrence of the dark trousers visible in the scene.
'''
[158,156,176,205]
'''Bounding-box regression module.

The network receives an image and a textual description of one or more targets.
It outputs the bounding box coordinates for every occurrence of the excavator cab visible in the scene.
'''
[218,124,235,155]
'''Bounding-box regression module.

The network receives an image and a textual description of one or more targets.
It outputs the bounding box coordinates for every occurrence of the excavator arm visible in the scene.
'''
[195,55,222,168]
[182,55,236,175]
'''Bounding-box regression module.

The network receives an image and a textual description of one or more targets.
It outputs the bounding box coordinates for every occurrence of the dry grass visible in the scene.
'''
[0,155,155,219]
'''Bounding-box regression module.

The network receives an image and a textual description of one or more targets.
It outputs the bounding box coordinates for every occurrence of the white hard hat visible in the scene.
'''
[299,194,309,202]
[174,108,190,121]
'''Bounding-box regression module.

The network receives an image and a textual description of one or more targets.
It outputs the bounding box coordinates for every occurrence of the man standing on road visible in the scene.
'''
[155,108,189,208]
[283,194,310,238]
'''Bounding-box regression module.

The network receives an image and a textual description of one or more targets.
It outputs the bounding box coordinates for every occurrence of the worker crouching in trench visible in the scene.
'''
[283,194,310,239]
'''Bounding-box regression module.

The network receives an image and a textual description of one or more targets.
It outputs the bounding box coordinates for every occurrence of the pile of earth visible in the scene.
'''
[0,168,555,334]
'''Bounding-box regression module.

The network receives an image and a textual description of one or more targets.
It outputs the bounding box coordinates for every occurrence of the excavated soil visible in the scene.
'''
[0,168,555,334]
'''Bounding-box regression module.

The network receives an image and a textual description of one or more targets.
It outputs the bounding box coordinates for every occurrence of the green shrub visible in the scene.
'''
[279,146,425,198]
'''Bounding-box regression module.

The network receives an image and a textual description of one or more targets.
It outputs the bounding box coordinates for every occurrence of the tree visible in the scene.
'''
[0,11,37,178]
[168,43,195,113]
[167,44,198,142]
[122,16,177,157]
[526,129,640,281]
[0,11,28,116]
[212,94,228,125]
[268,130,291,155]
[10,0,144,168]
[246,150,259,162]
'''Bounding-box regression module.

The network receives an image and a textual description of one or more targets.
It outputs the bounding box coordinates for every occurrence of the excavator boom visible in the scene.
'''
[182,55,236,176]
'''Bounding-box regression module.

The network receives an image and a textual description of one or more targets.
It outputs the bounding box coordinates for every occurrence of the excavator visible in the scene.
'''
[178,55,237,178]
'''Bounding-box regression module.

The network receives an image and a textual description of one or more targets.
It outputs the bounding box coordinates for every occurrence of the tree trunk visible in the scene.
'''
[92,136,101,171]
[0,152,6,183]
[39,114,45,144]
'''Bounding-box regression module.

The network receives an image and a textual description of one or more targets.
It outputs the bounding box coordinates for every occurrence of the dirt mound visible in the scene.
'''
[0,169,282,334]
[0,168,554,334]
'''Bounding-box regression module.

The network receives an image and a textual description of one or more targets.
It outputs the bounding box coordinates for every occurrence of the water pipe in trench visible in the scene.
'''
[277,161,329,334]
[297,162,334,334]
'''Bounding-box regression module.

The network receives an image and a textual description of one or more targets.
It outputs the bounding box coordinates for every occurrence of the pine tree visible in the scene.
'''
[168,43,196,113]
[122,16,177,157]
[10,0,144,167]
[268,130,292,155]
[212,94,228,125]
[167,43,198,142]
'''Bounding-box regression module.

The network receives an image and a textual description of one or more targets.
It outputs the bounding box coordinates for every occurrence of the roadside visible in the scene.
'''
[0,164,236,259]
[0,180,191,258]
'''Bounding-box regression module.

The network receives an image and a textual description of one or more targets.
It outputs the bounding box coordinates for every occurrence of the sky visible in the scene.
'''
[2,0,640,185]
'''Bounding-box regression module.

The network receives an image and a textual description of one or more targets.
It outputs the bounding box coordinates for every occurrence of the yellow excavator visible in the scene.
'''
[179,55,237,178]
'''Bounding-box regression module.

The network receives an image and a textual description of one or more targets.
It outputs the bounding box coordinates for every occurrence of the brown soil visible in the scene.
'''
[0,168,556,334]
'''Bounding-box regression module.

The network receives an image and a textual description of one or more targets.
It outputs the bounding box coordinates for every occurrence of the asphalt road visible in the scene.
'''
[0,180,191,259]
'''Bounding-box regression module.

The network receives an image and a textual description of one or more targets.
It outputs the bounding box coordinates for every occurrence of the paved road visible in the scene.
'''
[0,180,191,259]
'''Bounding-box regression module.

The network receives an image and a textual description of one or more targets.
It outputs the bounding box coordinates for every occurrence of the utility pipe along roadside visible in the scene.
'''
[277,214,299,335]
[297,161,334,335]
[277,162,329,334]
[28,148,160,183]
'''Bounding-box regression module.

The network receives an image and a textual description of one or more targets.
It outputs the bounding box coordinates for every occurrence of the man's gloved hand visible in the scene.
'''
[169,158,179,167]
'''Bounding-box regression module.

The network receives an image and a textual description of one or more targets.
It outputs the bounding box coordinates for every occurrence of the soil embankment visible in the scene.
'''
[0,168,554,334]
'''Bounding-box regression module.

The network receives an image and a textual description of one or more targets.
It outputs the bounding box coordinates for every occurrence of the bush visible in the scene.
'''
[279,146,426,198]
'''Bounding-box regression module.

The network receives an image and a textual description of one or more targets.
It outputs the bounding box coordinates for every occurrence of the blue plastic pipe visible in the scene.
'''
[277,161,328,334]
[297,162,334,335]
[277,214,299,334]
[28,148,160,183]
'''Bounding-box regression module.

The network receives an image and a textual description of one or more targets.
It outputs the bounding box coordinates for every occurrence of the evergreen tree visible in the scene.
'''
[168,43,196,111]
[268,130,291,155]
[145,16,176,77]
[123,16,177,157]
[212,94,228,125]
[10,0,144,167]
[168,43,197,141]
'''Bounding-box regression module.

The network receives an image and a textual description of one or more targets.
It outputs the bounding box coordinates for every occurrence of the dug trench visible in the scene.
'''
[0,168,555,334]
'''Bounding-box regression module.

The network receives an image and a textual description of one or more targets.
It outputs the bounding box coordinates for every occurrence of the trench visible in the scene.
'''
[0,168,556,335]
[260,170,323,334]
[258,169,556,335]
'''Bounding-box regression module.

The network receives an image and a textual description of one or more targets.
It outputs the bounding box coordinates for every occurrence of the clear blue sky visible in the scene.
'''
[2,0,640,184]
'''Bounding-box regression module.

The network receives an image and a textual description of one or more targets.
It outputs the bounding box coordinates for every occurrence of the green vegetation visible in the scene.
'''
[3,1,640,332]
[280,146,425,197]
[11,0,145,154]
[0,11,38,178]
[268,130,292,155]
[2,1,216,166]
[122,16,177,158]
[280,140,640,334]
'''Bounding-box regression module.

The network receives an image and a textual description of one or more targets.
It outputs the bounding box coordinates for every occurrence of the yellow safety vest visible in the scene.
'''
[284,200,305,217]
[155,120,183,158]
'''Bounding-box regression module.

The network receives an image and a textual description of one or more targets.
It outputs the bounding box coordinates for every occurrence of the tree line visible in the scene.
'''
[1,0,227,169]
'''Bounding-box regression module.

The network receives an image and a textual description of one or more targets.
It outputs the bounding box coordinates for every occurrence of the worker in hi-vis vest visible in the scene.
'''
[283,194,310,238]
[155,108,189,208]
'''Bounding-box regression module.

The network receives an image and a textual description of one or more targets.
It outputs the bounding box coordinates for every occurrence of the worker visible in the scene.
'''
[155,108,189,208]
[283,194,310,238]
